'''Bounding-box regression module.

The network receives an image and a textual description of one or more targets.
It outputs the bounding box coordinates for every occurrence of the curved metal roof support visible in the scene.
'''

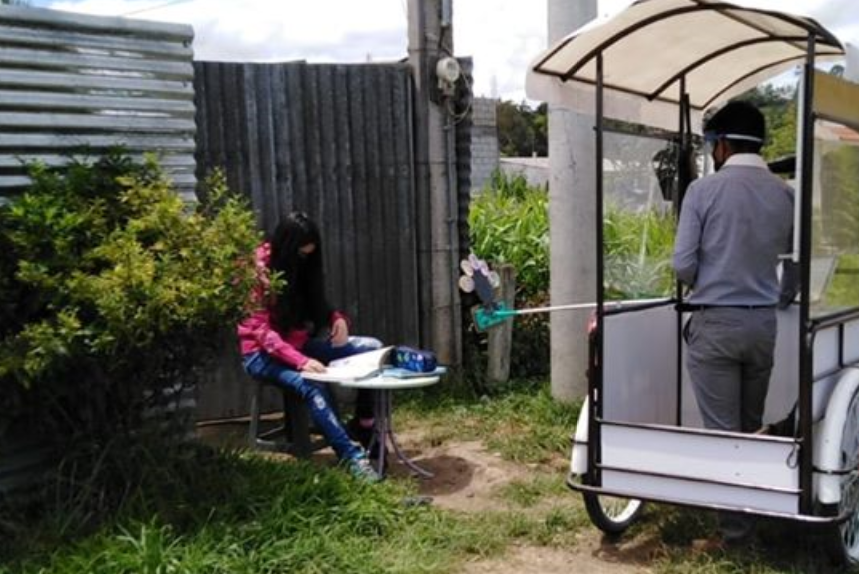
[691,0,842,49]
[647,35,809,101]
[549,1,838,84]
[699,50,841,109]
[558,4,707,81]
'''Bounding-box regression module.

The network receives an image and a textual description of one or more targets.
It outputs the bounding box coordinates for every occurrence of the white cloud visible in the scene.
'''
[36,0,859,101]
[46,0,409,62]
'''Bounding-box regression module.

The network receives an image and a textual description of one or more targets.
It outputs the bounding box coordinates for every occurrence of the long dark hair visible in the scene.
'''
[269,211,332,333]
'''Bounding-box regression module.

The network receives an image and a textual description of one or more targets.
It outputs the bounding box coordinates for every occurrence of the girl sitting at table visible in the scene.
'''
[237,211,381,482]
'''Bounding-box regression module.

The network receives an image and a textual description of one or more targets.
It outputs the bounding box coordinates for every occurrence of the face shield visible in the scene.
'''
[702,131,764,155]
[702,131,720,157]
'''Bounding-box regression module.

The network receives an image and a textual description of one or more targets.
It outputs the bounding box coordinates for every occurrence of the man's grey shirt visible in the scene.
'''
[673,154,794,306]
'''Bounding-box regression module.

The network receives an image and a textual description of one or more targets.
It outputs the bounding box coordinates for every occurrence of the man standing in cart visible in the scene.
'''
[673,100,796,545]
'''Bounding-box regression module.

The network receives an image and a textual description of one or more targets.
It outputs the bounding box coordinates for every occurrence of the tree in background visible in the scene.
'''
[496,100,547,157]
[496,84,794,161]
[740,82,797,161]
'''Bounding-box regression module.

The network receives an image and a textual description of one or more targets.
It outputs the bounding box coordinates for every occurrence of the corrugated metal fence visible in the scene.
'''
[194,61,422,420]
[0,5,198,494]
[0,4,197,202]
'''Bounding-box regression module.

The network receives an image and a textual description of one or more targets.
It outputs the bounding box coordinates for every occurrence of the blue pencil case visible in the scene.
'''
[391,346,437,373]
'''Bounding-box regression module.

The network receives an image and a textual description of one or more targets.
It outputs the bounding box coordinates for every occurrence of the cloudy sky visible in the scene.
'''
[31,0,859,101]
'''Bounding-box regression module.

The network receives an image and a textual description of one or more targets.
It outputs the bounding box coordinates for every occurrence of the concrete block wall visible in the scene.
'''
[470,97,499,193]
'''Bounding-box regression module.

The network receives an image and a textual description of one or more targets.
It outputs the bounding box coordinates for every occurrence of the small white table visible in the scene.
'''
[339,374,440,478]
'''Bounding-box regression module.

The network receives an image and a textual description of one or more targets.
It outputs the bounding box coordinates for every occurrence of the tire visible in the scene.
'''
[583,491,644,535]
[823,387,859,567]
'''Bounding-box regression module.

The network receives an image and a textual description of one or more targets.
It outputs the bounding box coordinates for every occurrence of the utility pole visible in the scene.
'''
[548,0,598,401]
[408,0,462,366]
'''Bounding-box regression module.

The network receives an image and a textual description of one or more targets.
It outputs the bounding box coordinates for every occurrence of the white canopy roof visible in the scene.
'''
[525,0,844,132]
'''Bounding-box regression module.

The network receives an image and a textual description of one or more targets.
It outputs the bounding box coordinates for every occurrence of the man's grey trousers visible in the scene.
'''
[685,306,778,433]
[684,306,778,542]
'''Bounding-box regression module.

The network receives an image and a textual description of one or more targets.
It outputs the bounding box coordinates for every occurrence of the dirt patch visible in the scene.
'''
[387,438,530,513]
[387,432,660,574]
[198,421,654,573]
[458,539,657,574]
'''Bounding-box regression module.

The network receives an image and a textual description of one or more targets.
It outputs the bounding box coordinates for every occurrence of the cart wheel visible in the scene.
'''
[823,388,859,566]
[583,492,644,535]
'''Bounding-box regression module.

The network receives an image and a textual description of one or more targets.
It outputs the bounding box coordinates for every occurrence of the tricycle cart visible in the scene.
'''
[526,0,859,565]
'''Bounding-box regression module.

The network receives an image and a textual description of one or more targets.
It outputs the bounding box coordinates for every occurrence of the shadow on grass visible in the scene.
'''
[0,438,509,574]
[600,505,853,574]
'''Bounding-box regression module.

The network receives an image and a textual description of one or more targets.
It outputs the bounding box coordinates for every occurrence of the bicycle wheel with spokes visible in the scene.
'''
[823,387,859,566]
[583,491,645,535]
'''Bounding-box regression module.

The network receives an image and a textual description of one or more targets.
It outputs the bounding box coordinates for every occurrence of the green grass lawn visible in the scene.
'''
[0,380,853,573]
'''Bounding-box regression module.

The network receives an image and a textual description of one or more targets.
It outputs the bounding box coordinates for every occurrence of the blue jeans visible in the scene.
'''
[303,336,381,420]
[242,336,382,461]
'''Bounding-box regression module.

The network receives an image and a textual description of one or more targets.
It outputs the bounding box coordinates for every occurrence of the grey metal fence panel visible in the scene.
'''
[0,6,198,495]
[194,61,420,420]
[0,5,197,202]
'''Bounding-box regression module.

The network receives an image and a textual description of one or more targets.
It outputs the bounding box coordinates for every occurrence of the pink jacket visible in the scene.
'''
[237,242,346,369]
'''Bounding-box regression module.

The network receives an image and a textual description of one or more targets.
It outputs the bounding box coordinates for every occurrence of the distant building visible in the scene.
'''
[499,156,549,189]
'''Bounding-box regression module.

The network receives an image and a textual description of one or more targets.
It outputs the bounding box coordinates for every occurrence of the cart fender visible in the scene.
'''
[814,367,859,505]
[570,397,589,475]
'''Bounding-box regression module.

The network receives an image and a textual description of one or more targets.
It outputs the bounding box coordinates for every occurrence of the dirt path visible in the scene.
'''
[199,420,669,573]
[385,432,657,574]
[200,417,843,574]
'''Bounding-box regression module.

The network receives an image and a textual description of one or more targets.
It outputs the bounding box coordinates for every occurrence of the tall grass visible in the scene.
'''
[469,172,676,302]
[468,173,676,379]
[603,203,676,299]
[0,377,588,574]
[2,379,846,574]
[468,171,549,300]
[0,445,507,574]
[400,379,581,465]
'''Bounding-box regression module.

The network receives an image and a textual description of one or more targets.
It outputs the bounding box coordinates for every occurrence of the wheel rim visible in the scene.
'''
[839,390,859,562]
[599,496,642,523]
[840,477,859,561]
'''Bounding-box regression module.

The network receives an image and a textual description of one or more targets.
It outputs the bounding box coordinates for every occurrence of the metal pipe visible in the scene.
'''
[797,31,817,516]
[591,51,605,488]
[444,107,459,358]
[676,76,687,427]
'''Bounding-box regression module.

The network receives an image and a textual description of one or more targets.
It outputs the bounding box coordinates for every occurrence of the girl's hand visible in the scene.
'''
[302,359,326,373]
[330,317,349,347]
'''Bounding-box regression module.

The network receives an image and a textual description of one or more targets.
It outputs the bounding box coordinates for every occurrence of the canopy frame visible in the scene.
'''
[529,0,845,121]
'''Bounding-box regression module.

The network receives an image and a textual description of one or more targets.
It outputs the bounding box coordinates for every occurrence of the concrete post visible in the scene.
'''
[548,0,597,402]
[408,0,461,366]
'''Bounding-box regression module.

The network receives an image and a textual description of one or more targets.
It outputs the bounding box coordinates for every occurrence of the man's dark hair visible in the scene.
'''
[704,100,766,154]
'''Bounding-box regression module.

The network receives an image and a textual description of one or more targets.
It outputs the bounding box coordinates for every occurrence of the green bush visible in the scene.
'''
[468,171,548,300]
[467,172,675,379]
[0,151,260,442]
[603,204,676,299]
[467,172,550,379]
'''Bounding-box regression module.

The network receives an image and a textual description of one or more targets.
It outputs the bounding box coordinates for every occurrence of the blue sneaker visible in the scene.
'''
[346,453,381,483]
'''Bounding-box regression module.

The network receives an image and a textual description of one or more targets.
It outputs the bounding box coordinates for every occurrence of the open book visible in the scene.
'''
[302,346,395,383]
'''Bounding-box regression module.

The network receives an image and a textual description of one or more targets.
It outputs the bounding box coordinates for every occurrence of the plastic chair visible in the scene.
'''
[247,379,325,458]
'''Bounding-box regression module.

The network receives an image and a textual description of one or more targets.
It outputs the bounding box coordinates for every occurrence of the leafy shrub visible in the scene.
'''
[603,204,676,299]
[468,171,548,300]
[0,151,260,443]
[467,172,675,379]
[467,172,549,379]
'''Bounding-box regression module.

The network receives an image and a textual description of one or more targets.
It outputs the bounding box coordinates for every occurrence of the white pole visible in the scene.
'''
[548,0,598,402]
